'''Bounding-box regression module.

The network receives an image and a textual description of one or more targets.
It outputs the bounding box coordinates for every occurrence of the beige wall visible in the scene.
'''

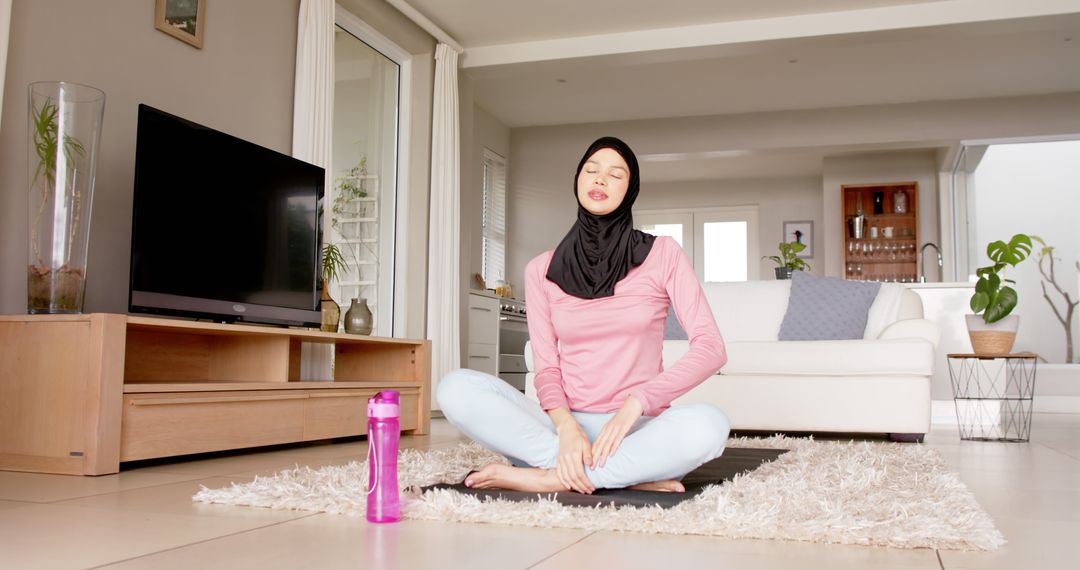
[0,0,435,339]
[636,177,825,282]
[0,0,300,315]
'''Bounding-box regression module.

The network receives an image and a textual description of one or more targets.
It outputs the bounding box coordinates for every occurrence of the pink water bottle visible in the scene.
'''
[366,390,400,523]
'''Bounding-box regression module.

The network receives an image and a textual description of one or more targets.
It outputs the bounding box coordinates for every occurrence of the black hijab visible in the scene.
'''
[545,136,656,299]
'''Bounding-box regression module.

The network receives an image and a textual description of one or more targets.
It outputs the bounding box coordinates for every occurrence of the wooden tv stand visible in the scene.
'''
[0,314,431,476]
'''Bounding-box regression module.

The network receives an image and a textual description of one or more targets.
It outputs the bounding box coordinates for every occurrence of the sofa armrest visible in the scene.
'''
[877,318,940,348]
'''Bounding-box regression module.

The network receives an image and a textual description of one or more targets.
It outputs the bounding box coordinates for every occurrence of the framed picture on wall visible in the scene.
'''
[782,220,813,258]
[155,0,205,49]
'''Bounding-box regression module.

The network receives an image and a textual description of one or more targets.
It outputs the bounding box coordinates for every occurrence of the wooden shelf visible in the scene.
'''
[123,381,424,393]
[125,315,420,346]
[1,314,431,475]
[842,182,919,282]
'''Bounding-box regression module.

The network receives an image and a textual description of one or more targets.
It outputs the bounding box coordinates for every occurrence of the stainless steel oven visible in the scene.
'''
[498,298,529,391]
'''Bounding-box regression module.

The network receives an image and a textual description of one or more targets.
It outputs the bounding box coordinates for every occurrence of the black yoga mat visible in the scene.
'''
[422,447,787,509]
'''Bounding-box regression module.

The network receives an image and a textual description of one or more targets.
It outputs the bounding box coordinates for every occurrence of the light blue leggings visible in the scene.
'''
[436,368,731,489]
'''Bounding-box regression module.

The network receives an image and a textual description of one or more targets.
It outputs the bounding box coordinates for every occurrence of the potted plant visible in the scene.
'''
[967,233,1032,354]
[764,241,811,280]
[320,242,349,332]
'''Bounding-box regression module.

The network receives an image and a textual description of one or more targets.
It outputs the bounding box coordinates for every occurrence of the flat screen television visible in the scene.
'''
[129,104,324,327]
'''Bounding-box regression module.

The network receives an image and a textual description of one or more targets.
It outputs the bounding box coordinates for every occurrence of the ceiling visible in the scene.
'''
[404,1,1080,179]
[408,0,953,47]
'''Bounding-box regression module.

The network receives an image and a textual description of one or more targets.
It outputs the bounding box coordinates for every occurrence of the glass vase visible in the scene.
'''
[321,284,341,332]
[344,298,373,335]
[26,81,106,314]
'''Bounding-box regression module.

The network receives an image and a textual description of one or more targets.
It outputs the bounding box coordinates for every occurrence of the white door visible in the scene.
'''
[637,207,760,282]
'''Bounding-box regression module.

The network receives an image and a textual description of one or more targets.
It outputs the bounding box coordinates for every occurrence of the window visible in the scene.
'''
[637,207,760,282]
[952,139,1080,363]
[701,220,749,282]
[481,149,507,286]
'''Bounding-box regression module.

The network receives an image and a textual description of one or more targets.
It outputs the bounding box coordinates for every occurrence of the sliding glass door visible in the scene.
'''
[332,25,399,336]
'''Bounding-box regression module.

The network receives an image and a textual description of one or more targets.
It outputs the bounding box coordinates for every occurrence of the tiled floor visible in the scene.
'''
[1,414,1077,569]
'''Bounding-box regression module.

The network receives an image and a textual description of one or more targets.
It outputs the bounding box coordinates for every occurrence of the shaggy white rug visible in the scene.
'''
[193,436,1005,551]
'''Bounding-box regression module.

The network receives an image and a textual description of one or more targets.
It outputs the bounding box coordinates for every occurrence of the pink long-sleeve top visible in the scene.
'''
[525,236,727,417]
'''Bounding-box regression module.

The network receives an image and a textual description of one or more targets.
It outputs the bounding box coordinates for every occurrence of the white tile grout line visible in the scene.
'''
[36,475,218,505]
[82,512,325,570]
[1034,441,1080,462]
[525,531,598,569]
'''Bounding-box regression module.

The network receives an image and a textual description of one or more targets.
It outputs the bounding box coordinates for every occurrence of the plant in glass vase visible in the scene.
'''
[26,82,105,313]
[320,242,349,332]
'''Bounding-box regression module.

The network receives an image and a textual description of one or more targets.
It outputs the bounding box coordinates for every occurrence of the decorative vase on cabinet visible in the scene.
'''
[320,284,340,332]
[344,298,373,335]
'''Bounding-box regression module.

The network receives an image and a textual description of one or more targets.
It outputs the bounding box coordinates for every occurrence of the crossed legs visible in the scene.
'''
[436,368,730,492]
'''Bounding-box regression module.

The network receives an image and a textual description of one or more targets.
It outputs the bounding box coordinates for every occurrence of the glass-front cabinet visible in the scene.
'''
[842,182,919,283]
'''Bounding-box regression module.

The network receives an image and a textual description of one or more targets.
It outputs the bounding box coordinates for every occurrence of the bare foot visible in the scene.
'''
[628,479,685,492]
[464,463,568,493]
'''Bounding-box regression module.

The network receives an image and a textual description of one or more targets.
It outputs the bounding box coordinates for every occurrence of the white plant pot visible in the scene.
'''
[965,314,1020,355]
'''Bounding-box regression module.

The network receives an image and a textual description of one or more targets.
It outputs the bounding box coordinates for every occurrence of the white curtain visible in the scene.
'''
[293,0,335,379]
[0,0,12,134]
[427,43,461,386]
[292,0,335,188]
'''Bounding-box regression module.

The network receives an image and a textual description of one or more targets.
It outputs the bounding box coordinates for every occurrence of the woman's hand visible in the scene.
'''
[549,409,595,494]
[590,395,644,469]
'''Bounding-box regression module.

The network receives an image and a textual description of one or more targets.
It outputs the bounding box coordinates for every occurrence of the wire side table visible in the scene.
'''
[947,353,1037,442]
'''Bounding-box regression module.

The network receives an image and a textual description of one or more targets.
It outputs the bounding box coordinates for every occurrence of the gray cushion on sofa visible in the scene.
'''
[664,305,688,340]
[778,272,881,341]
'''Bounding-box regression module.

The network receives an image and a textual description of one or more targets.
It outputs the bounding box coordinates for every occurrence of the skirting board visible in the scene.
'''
[931,397,1080,425]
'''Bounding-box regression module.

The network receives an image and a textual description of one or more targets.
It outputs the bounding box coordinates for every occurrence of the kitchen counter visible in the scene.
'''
[904,281,974,289]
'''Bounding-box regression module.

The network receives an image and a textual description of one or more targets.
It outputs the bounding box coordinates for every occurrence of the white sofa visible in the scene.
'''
[525,280,940,441]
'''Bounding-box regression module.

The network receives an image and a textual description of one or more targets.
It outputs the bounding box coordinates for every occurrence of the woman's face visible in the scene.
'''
[576,147,631,216]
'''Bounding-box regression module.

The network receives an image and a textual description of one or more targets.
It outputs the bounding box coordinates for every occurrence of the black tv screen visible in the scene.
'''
[129,104,324,327]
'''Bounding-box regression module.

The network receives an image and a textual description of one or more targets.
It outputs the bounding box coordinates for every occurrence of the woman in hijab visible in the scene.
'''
[438,137,729,494]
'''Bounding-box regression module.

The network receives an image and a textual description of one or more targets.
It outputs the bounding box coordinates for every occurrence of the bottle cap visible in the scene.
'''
[368,390,400,418]
[373,390,400,404]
